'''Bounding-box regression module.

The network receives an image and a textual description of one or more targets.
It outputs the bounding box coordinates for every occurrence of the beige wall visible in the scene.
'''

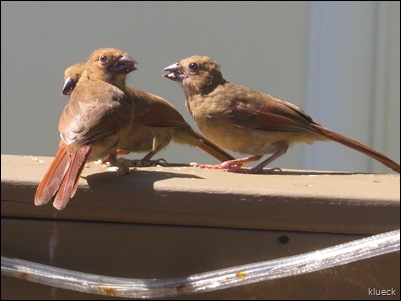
[1,1,399,173]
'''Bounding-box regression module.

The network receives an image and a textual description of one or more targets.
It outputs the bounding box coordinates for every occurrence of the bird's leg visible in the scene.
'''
[100,150,129,165]
[140,150,168,166]
[234,144,289,174]
[116,155,167,168]
[195,144,288,174]
[125,151,167,167]
[193,156,262,170]
[101,153,117,164]
[231,148,287,174]
[104,152,131,176]
[118,141,168,167]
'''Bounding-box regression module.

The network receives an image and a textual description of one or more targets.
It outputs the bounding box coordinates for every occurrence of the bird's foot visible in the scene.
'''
[190,161,243,170]
[227,166,282,174]
[117,157,168,167]
[116,165,132,176]
[190,162,281,174]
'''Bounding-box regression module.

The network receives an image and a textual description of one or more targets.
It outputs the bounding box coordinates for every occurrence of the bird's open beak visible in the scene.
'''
[61,76,76,95]
[162,63,184,81]
[112,55,138,74]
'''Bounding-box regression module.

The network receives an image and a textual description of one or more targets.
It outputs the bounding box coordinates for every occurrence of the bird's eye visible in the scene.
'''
[188,62,198,71]
[99,55,108,63]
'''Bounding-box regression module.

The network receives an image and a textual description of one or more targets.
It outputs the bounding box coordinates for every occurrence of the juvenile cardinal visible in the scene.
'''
[162,55,400,174]
[35,48,137,210]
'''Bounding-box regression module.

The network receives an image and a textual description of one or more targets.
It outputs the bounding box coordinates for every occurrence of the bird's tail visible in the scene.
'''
[176,128,235,162]
[313,124,400,173]
[34,144,92,210]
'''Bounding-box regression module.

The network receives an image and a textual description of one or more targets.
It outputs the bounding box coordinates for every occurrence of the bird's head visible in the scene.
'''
[61,62,86,95]
[84,48,138,89]
[162,55,224,93]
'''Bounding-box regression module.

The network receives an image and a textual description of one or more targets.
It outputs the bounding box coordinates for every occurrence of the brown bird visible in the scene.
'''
[35,48,137,210]
[162,55,400,173]
[62,61,130,164]
[61,62,235,167]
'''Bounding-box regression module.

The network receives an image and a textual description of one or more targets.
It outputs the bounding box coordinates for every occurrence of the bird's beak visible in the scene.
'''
[112,55,138,74]
[61,76,76,95]
[162,63,184,81]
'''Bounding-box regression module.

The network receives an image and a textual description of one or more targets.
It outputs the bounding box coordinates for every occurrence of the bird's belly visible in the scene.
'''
[199,124,279,156]
[200,121,325,156]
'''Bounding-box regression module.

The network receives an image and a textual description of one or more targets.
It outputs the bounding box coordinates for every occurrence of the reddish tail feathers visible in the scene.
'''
[35,144,92,210]
[315,125,400,173]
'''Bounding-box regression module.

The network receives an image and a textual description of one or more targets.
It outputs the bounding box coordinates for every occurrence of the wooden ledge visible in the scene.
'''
[1,154,400,235]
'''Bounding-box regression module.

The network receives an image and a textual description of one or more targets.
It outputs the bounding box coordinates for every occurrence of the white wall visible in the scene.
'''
[305,1,400,173]
[1,1,399,173]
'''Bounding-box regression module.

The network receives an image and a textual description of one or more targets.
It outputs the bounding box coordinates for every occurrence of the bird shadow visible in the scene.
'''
[82,165,203,195]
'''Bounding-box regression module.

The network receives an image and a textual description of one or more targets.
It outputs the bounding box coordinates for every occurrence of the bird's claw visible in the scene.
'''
[117,157,168,167]
[116,166,129,176]
[190,162,243,170]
